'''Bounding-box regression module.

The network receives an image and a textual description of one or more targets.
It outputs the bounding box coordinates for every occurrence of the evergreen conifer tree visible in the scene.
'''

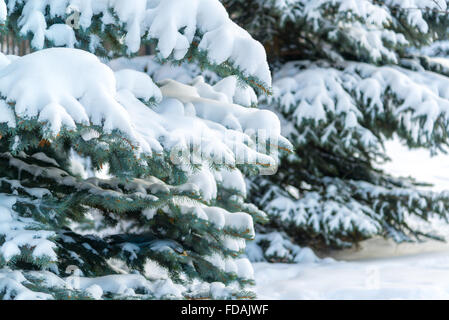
[0,0,290,299]
[222,0,449,260]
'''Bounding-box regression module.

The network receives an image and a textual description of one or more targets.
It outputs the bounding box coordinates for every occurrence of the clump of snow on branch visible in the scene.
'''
[0,194,56,265]
[110,56,259,108]
[246,231,323,263]
[109,56,221,87]
[270,59,449,151]
[5,0,271,88]
[257,175,449,246]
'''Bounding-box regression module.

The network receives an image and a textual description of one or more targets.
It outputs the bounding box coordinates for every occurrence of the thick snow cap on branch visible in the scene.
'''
[0,48,286,170]
[0,194,56,265]
[5,0,271,88]
[110,55,259,107]
[270,60,449,149]
[0,48,138,135]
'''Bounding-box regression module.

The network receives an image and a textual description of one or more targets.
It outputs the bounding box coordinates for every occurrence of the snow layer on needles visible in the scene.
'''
[0,45,283,299]
[66,274,183,299]
[0,1,5,22]
[0,269,52,300]
[0,194,56,264]
[259,174,449,245]
[262,182,381,238]
[0,48,284,171]
[253,249,449,300]
[259,0,444,64]
[246,231,322,263]
[6,0,271,86]
[109,56,221,86]
[109,56,258,107]
[270,60,449,149]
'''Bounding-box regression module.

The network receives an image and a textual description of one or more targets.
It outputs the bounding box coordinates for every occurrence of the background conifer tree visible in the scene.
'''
[221,0,449,261]
[0,0,290,299]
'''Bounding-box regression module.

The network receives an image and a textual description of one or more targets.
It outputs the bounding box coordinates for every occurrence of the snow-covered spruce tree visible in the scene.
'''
[222,0,449,260]
[0,1,291,299]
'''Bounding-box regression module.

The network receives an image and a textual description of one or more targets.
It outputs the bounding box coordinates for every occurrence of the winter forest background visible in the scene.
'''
[2,0,449,300]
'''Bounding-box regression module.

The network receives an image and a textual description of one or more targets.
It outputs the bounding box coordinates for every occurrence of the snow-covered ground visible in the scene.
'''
[254,251,449,299]
[254,140,449,299]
